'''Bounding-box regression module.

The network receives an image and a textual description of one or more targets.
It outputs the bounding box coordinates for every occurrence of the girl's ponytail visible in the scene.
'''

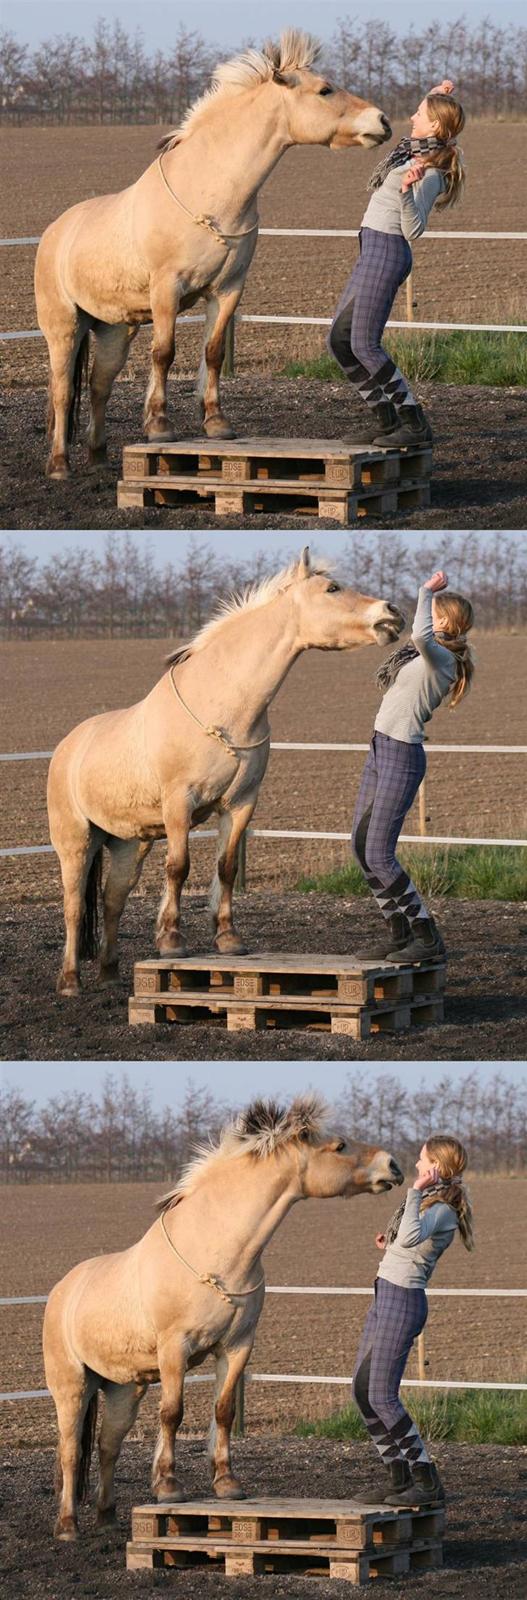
[424,95,466,208]
[421,1134,475,1252]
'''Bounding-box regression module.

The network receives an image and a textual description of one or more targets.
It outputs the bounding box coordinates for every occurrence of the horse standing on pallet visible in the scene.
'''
[34,30,391,478]
[47,547,405,995]
[43,1095,404,1539]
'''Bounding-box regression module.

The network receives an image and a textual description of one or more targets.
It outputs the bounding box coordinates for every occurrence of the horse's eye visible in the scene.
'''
[336,1141,346,1153]
[327,582,340,593]
[319,85,334,96]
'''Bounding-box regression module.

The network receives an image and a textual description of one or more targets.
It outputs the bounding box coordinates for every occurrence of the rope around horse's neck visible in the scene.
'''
[157,154,259,247]
[169,667,270,758]
[159,1212,265,1305]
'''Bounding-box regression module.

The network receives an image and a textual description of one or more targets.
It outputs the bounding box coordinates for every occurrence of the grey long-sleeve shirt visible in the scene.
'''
[374,586,457,745]
[361,162,445,241]
[377,1187,458,1289]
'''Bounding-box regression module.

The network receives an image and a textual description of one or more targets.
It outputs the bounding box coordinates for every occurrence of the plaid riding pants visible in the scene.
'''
[327,228,415,409]
[351,731,428,924]
[352,1277,431,1465]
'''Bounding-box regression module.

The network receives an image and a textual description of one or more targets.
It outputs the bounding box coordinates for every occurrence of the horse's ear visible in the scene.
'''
[298,546,311,580]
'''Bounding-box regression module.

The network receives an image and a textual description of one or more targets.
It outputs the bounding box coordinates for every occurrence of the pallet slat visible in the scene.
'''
[128,991,444,1032]
[117,473,430,522]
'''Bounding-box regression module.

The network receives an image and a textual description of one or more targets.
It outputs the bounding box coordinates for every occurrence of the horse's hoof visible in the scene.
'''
[88,445,109,468]
[46,460,70,480]
[213,935,248,956]
[96,1504,117,1527]
[54,1517,78,1541]
[157,938,187,957]
[203,417,236,440]
[145,425,176,443]
[213,1478,246,1501]
[155,1482,188,1504]
[56,971,81,997]
[99,961,119,985]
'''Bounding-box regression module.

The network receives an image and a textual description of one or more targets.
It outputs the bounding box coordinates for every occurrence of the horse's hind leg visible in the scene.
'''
[44,1303,96,1540]
[35,252,89,479]
[100,836,153,981]
[88,323,138,465]
[97,1381,146,1525]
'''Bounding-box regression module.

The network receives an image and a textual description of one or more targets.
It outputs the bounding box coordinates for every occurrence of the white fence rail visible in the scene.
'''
[1,227,526,337]
[2,1284,525,1406]
[1,742,525,857]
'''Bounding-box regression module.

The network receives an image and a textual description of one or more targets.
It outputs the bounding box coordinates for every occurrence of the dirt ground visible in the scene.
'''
[1,1176,525,1447]
[1,122,526,531]
[4,1446,525,1593]
[1,633,526,1061]
[2,1439,526,1600]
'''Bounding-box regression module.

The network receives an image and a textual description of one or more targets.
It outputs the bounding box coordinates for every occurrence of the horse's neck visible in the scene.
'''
[181,596,300,741]
[162,88,287,227]
[170,1157,300,1284]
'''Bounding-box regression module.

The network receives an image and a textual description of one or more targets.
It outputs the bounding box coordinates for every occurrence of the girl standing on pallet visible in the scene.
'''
[327,81,465,446]
[353,1135,474,1507]
[351,569,474,962]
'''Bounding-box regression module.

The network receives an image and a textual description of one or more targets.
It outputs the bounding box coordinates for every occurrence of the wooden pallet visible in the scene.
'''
[126,1497,444,1582]
[118,436,432,522]
[129,951,445,1034]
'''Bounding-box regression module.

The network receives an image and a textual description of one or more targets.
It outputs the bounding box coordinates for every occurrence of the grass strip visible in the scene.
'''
[280,330,527,388]
[297,845,527,903]
[296,1387,527,1446]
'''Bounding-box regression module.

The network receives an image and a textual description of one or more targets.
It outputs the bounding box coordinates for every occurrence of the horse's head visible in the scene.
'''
[299,1135,405,1200]
[266,32,391,149]
[290,547,405,651]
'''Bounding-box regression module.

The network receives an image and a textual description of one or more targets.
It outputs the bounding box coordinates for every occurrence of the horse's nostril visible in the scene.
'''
[381,115,392,134]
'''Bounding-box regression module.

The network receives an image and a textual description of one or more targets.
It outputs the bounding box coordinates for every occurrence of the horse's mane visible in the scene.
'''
[158,30,322,152]
[165,554,333,666]
[157,1094,327,1210]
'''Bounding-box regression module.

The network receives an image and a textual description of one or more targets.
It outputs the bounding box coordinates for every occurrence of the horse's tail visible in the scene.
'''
[79,847,103,960]
[47,330,90,444]
[77,1392,98,1502]
[67,331,90,444]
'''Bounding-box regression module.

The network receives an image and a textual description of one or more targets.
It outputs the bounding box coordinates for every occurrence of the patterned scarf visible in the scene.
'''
[376,641,419,691]
[384,1180,459,1246]
[368,135,447,192]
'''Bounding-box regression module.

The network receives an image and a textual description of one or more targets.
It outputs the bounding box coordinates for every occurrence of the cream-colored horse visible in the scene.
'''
[43,1094,404,1539]
[34,30,390,478]
[47,548,404,995]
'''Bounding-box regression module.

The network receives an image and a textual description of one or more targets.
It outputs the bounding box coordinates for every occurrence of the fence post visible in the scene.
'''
[406,270,414,324]
[418,778,428,837]
[222,316,235,377]
[417,1331,428,1381]
[236,832,247,892]
[233,1373,245,1436]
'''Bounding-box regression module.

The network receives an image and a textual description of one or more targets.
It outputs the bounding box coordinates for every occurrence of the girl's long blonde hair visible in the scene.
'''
[424,94,465,207]
[421,1134,475,1251]
[434,590,475,709]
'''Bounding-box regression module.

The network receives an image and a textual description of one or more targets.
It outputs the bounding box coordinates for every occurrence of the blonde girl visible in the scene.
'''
[328,80,465,446]
[353,1135,474,1507]
[351,569,474,962]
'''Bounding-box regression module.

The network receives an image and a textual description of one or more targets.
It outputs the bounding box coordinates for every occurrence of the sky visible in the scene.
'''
[5,0,526,47]
[2,1059,523,1107]
[3,528,518,567]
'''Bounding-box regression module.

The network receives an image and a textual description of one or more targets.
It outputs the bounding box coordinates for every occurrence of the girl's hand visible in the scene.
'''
[413,1164,441,1191]
[429,79,454,96]
[424,570,448,592]
[375,1233,386,1250]
[401,159,426,192]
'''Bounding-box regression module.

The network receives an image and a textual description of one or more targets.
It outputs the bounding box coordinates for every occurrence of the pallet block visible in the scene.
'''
[126,1497,444,1582]
[118,436,432,523]
[129,951,446,1034]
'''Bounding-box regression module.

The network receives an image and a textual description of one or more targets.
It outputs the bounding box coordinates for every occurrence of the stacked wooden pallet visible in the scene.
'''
[117,436,432,523]
[128,951,446,1035]
[126,1496,445,1583]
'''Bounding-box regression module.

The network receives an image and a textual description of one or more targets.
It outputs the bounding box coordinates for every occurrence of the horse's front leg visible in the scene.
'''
[210,802,255,955]
[199,286,243,439]
[144,277,179,442]
[156,799,191,956]
[152,1342,188,1502]
[209,1342,253,1499]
